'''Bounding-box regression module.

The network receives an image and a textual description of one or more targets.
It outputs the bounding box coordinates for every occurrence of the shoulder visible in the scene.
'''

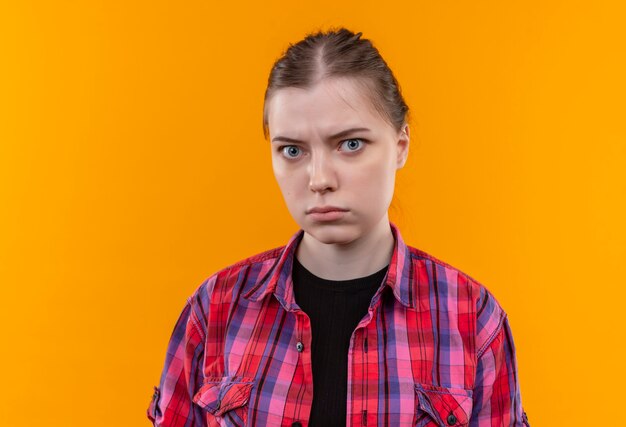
[406,244,507,354]
[192,244,285,297]
[406,243,488,298]
[184,245,285,317]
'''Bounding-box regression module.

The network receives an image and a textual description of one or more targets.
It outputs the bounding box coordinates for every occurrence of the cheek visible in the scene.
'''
[274,168,304,199]
[348,159,395,194]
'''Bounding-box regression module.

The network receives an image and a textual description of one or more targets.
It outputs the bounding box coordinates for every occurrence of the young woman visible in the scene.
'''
[147,28,529,427]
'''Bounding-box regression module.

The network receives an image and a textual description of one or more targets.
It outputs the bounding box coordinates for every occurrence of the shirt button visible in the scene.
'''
[296,342,304,352]
[446,413,457,425]
[292,422,303,427]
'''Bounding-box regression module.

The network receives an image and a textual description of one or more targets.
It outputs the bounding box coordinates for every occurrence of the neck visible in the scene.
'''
[295,216,394,281]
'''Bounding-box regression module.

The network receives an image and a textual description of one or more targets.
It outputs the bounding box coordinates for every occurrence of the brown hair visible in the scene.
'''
[262,27,410,140]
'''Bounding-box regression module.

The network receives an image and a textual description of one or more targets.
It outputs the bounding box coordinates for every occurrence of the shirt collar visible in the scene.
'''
[242,221,414,309]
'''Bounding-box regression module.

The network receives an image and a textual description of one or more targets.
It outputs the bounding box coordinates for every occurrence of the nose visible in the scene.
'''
[308,150,337,194]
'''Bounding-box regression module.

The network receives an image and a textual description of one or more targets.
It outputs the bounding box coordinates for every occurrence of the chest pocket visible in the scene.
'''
[414,384,473,427]
[193,376,256,426]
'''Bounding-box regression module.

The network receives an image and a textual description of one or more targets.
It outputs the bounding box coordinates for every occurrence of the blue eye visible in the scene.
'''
[280,145,302,159]
[340,138,364,152]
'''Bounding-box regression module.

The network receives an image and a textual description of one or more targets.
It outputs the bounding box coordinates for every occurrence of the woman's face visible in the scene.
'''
[267,77,409,245]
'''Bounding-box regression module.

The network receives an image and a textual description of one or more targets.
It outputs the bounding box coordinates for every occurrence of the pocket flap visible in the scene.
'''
[415,384,473,426]
[193,376,255,416]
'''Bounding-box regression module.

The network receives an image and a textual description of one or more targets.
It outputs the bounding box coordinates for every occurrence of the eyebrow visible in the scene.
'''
[270,127,371,143]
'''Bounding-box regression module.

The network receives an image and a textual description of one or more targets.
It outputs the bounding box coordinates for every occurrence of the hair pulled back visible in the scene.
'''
[262,27,410,140]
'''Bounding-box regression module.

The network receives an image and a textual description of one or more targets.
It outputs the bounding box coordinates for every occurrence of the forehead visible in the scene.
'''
[267,77,389,139]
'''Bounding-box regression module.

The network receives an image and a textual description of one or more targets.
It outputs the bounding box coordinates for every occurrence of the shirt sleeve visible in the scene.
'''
[471,287,530,427]
[147,297,207,426]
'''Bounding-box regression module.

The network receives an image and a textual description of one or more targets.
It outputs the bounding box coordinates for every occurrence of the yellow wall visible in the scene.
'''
[1,1,624,425]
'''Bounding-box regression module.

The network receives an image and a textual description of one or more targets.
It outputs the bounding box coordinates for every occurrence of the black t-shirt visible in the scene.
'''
[292,256,389,427]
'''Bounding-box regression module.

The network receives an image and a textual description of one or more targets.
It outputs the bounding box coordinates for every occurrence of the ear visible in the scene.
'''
[396,123,410,169]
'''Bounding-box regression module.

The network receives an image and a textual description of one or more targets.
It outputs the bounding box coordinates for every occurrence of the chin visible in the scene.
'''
[303,222,360,245]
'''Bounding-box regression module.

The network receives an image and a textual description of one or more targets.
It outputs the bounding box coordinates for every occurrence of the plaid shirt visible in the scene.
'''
[147,222,530,426]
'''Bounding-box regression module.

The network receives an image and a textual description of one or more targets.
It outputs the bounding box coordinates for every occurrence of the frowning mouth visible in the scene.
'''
[306,206,349,222]
[306,206,349,214]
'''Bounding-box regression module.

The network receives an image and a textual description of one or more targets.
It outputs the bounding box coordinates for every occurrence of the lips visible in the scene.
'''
[306,207,348,222]
[307,206,349,214]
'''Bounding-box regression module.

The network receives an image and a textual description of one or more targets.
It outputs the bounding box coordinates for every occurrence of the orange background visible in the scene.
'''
[1,1,624,426]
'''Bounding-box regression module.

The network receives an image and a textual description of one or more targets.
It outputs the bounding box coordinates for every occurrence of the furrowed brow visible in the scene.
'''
[271,127,371,143]
[271,135,303,144]
[329,127,371,139]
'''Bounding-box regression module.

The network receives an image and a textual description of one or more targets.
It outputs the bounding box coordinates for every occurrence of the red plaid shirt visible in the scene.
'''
[147,222,529,426]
